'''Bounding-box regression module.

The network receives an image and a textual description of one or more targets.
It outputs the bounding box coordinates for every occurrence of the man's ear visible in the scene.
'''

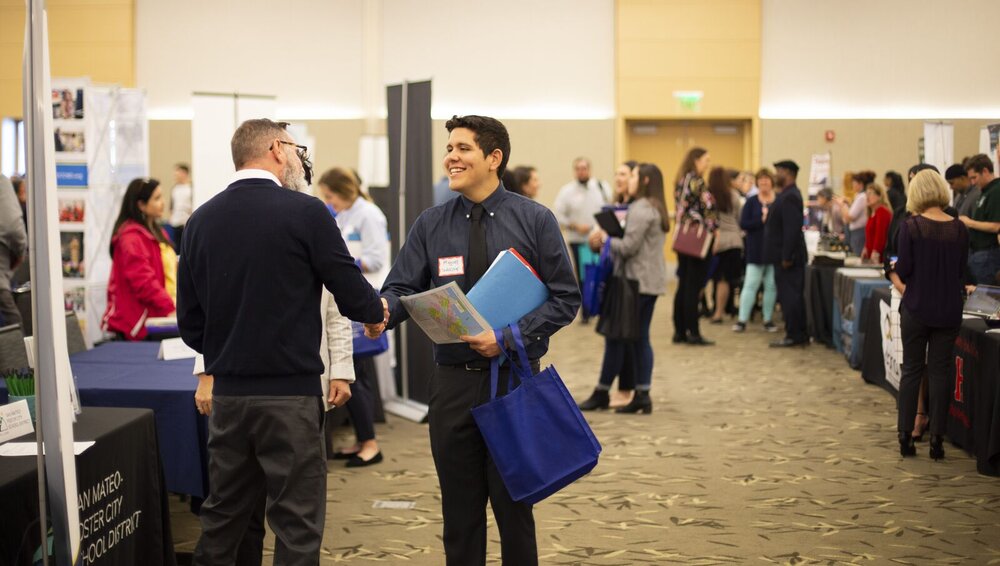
[488,149,503,172]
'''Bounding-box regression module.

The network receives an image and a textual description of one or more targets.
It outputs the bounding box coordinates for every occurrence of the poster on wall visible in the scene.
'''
[60,231,84,278]
[807,152,831,198]
[51,86,84,120]
[58,196,85,223]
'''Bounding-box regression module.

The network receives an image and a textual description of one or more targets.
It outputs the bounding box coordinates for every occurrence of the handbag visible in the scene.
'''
[471,325,602,504]
[581,240,613,318]
[351,321,389,358]
[596,255,641,341]
[672,220,712,258]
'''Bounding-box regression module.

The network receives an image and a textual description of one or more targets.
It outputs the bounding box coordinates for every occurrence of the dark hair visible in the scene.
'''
[512,166,536,196]
[635,163,670,232]
[965,154,994,175]
[945,164,968,180]
[175,163,190,175]
[111,178,167,254]
[817,188,834,201]
[623,160,638,170]
[884,171,904,193]
[502,169,519,195]
[675,147,708,186]
[318,167,367,203]
[908,163,938,179]
[707,167,733,214]
[10,176,23,193]
[852,170,876,185]
[445,115,510,179]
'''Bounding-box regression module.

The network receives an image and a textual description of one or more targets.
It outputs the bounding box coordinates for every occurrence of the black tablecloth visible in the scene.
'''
[0,407,176,565]
[948,319,1000,476]
[806,263,838,347]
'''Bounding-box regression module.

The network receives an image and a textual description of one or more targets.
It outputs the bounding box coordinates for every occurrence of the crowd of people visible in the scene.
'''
[14,111,995,563]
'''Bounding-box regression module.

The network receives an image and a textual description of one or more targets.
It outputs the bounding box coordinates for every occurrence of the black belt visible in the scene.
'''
[440,360,538,372]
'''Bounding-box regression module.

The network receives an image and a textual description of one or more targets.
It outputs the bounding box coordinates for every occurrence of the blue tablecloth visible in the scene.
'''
[70,342,206,498]
[832,270,888,369]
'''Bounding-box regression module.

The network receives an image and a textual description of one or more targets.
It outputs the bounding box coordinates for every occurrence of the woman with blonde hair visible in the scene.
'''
[893,170,968,460]
[861,182,893,263]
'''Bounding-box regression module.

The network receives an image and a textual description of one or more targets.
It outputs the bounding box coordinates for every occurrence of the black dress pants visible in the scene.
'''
[346,356,377,442]
[673,254,709,339]
[775,264,807,342]
[898,307,959,435]
[429,363,538,566]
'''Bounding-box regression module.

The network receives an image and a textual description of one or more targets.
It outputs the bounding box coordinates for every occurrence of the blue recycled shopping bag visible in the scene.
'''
[471,326,602,504]
[581,240,613,318]
[351,321,389,358]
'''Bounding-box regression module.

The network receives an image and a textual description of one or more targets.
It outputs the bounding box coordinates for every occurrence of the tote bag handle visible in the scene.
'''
[489,325,534,400]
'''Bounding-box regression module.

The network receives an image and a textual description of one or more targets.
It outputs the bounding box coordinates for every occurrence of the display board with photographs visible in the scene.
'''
[58,196,85,223]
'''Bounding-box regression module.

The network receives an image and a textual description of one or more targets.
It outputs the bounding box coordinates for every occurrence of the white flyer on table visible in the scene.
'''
[400,282,490,344]
[0,400,34,443]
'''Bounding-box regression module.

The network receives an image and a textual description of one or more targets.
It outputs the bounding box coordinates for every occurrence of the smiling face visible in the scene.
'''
[138,186,165,220]
[627,166,640,198]
[695,153,711,176]
[865,187,879,207]
[444,127,500,196]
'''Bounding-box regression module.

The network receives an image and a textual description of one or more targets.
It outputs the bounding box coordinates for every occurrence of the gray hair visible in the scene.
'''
[231,119,290,169]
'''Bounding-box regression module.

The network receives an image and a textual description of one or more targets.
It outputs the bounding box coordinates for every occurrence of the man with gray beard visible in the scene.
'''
[178,118,386,565]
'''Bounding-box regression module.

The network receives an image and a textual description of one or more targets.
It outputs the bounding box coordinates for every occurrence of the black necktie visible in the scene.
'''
[467,204,487,289]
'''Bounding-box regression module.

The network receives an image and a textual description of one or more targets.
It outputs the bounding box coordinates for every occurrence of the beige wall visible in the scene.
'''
[0,0,134,118]
[761,119,988,194]
[616,0,761,167]
[150,119,614,212]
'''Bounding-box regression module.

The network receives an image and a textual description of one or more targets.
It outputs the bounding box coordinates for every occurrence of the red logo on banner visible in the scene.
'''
[954,356,964,402]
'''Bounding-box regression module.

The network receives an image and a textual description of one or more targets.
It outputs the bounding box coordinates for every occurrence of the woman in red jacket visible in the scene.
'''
[861,182,893,263]
[102,178,176,340]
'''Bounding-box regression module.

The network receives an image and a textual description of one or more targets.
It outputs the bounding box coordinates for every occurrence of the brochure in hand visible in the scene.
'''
[400,249,549,343]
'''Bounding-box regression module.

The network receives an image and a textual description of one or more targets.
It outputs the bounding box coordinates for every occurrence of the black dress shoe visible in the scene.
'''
[331,450,360,460]
[578,388,610,411]
[686,336,714,346]
[672,334,687,344]
[929,435,945,460]
[769,338,808,348]
[898,431,916,457]
[346,451,383,468]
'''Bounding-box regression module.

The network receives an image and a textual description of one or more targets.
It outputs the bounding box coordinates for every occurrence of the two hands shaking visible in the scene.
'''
[363,298,390,339]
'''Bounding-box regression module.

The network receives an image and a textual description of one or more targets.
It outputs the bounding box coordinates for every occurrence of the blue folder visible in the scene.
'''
[467,249,548,329]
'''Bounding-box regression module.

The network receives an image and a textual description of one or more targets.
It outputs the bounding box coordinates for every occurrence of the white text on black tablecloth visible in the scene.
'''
[77,470,143,565]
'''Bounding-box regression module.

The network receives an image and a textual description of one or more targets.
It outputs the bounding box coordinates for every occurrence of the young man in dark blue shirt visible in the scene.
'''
[370,115,580,565]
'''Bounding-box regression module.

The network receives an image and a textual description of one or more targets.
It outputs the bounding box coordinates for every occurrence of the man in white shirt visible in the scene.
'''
[168,163,193,249]
[553,157,610,321]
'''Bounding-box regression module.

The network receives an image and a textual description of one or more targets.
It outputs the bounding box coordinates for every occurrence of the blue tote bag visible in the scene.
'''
[471,326,602,504]
[351,321,389,358]
[581,240,613,318]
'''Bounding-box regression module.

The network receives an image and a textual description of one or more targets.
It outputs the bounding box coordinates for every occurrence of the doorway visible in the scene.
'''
[624,119,752,263]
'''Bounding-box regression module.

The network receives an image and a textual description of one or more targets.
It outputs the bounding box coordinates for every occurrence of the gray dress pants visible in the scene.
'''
[194,395,326,566]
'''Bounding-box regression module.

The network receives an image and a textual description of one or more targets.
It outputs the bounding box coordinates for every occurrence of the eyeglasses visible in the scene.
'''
[276,140,313,185]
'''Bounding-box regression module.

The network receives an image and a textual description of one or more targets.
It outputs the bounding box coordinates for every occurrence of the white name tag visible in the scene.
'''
[438,256,465,277]
[0,400,35,444]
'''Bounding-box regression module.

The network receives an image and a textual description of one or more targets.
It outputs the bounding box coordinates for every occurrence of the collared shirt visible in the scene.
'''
[554,179,610,243]
[380,184,581,365]
[232,168,281,186]
[169,183,193,226]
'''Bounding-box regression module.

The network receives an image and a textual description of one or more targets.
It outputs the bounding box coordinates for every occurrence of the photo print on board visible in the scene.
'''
[60,231,85,278]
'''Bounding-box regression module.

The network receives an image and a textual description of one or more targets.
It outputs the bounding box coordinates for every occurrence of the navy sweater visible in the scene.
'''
[177,178,384,396]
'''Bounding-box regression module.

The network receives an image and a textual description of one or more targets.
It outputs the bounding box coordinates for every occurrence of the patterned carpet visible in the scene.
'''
[171,285,1000,565]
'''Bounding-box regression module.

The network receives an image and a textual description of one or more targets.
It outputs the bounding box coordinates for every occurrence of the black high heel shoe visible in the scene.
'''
[929,435,945,460]
[898,431,916,457]
[578,388,610,411]
[614,390,652,414]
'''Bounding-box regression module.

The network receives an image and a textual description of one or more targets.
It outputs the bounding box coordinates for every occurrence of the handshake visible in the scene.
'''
[364,297,390,339]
